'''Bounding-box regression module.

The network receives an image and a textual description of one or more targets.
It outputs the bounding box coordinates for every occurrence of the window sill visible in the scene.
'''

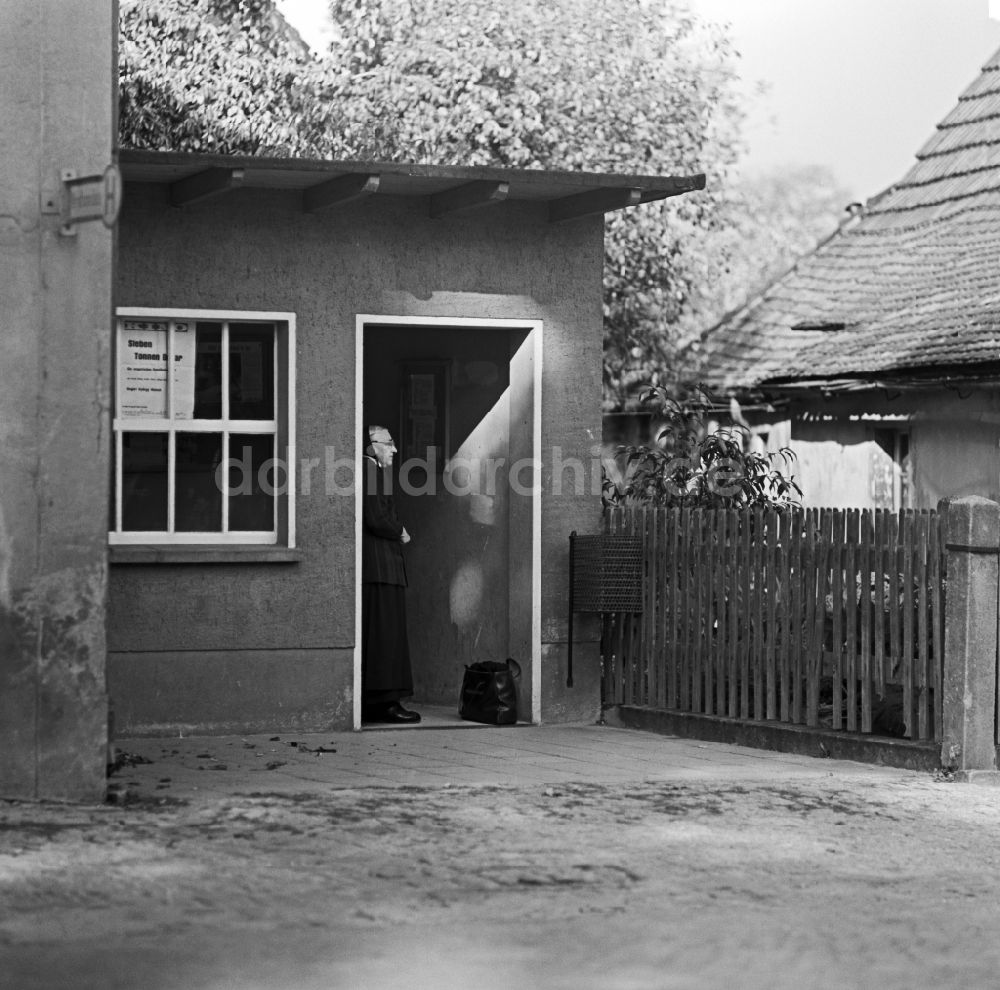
[109,546,304,565]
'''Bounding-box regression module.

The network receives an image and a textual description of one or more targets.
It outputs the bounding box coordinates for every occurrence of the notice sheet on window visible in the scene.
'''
[119,321,196,418]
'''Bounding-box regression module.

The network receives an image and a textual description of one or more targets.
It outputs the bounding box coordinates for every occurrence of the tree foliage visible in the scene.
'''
[603,385,801,508]
[119,0,386,156]
[323,0,734,168]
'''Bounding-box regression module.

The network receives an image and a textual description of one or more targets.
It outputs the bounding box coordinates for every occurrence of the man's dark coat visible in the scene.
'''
[361,456,407,586]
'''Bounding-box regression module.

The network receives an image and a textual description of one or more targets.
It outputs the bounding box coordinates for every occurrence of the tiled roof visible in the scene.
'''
[700,45,1000,393]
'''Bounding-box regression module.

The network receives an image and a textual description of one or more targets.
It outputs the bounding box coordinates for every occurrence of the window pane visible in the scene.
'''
[122,432,167,531]
[229,434,275,531]
[175,433,223,532]
[228,323,274,420]
[193,322,222,419]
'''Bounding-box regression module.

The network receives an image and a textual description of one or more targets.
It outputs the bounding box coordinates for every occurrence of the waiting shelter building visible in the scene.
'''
[106,151,705,737]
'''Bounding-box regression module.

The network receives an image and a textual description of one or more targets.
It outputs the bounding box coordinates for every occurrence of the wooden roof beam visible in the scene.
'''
[549,186,642,222]
[637,173,707,204]
[170,167,245,208]
[429,180,509,219]
[303,173,380,213]
[548,174,707,221]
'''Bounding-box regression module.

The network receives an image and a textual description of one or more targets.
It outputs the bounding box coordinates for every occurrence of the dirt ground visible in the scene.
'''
[4,746,1000,990]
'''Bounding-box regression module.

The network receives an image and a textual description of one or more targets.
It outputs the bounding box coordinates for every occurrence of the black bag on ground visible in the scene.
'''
[459,658,521,725]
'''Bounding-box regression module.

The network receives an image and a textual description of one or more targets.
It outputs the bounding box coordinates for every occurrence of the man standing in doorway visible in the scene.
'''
[361,424,421,724]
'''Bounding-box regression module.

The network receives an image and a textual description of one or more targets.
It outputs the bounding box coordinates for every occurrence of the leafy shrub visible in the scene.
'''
[603,385,801,508]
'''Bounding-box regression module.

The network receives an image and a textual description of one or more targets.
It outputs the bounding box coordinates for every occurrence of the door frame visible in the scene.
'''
[354,314,543,730]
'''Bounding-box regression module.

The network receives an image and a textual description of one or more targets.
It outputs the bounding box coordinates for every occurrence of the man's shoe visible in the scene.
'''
[383,702,421,724]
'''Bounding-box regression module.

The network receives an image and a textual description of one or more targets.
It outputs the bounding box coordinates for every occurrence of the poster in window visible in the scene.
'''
[119,320,196,418]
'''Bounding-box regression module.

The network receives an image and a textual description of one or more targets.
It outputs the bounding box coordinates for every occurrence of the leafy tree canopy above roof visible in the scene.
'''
[119,0,752,409]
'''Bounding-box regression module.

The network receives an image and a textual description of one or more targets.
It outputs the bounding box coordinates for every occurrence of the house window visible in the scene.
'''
[110,308,296,546]
[871,427,911,510]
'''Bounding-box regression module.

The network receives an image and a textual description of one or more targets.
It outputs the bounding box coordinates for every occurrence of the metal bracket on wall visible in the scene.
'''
[58,169,79,236]
[56,165,123,236]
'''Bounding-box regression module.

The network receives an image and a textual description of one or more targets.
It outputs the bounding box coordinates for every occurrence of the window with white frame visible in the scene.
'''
[110,308,295,546]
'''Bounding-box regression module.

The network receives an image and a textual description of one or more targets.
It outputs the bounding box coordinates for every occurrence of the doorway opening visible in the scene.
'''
[355,316,542,730]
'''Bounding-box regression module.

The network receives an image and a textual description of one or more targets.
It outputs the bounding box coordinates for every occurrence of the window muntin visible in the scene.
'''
[110,310,294,546]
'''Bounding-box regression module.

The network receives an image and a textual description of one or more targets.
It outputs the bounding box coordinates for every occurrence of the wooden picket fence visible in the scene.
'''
[601,506,945,741]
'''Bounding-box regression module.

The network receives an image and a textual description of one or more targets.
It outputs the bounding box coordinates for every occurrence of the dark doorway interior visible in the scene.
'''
[363,323,533,712]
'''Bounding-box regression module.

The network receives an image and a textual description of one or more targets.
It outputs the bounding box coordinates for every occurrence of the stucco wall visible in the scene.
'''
[791,419,878,508]
[0,1,114,800]
[787,389,1000,510]
[907,389,1000,508]
[111,184,605,733]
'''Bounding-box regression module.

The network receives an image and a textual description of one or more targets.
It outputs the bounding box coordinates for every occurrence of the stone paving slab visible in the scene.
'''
[110,719,919,804]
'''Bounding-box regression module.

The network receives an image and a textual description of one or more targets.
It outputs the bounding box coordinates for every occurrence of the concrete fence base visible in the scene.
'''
[604,705,942,772]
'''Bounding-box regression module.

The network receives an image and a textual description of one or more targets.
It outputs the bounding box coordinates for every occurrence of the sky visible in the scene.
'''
[277,0,1000,202]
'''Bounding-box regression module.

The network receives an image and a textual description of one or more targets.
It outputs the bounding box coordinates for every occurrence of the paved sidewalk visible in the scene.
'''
[110,707,922,802]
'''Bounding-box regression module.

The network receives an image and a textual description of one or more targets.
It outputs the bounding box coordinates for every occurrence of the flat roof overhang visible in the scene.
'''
[118,149,706,222]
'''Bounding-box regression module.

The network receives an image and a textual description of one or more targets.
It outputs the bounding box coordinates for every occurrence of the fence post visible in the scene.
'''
[940,496,1000,773]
